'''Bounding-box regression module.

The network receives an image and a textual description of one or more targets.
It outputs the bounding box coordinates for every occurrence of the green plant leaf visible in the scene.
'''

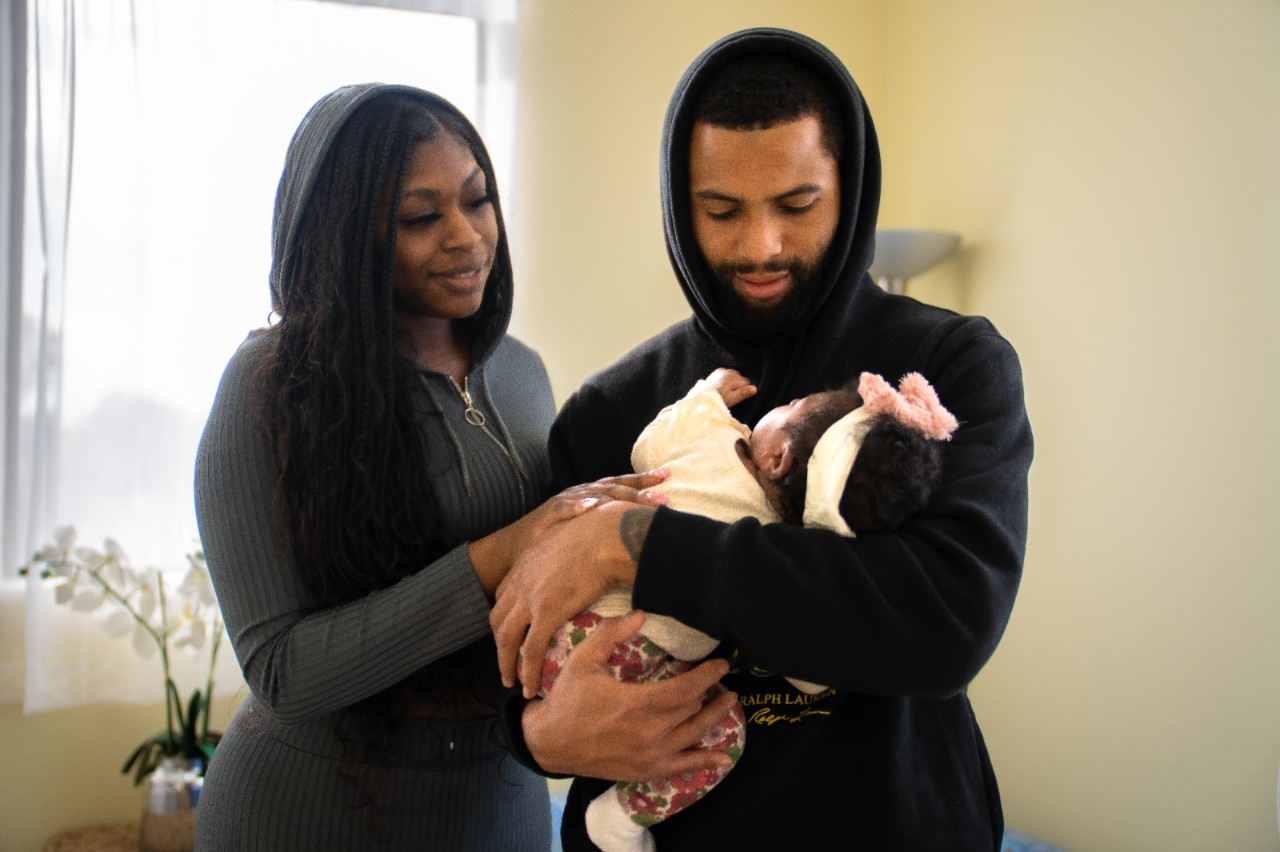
[182,690,203,758]
[132,747,157,786]
[121,740,151,775]
[165,679,186,753]
[124,738,168,786]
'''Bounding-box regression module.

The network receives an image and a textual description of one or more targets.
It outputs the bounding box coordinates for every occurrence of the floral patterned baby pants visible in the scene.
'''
[539,610,746,828]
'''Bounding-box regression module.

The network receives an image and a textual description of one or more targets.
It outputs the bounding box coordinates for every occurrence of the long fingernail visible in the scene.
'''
[580,496,600,509]
[641,491,669,505]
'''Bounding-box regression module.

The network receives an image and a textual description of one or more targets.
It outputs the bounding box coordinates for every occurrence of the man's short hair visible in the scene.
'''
[691,53,845,161]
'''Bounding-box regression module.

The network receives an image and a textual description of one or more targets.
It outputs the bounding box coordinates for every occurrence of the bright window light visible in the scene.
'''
[51,0,487,568]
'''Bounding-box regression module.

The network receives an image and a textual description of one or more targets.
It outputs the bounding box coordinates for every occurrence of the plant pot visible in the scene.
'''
[139,756,202,852]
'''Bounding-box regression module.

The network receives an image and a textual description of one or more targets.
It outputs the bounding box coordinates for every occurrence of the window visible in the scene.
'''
[2,0,516,709]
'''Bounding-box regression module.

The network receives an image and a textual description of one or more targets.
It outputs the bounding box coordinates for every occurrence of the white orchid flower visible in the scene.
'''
[102,610,135,638]
[23,528,227,775]
[104,538,128,562]
[178,560,218,608]
[120,565,141,589]
[31,525,77,564]
[70,586,106,612]
[173,608,208,652]
[46,562,77,579]
[54,582,76,606]
[35,543,66,563]
[53,524,77,549]
[134,571,159,620]
[73,545,106,566]
[34,521,78,560]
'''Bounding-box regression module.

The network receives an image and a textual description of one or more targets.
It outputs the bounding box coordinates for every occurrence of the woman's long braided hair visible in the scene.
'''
[260,89,510,763]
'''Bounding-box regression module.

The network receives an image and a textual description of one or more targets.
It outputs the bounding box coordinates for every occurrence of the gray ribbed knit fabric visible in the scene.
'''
[194,331,556,850]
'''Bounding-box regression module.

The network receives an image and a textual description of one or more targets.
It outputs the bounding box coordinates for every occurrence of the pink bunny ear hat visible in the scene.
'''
[803,372,958,536]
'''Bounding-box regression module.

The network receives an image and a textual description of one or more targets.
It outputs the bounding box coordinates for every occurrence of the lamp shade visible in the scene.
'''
[868,229,961,289]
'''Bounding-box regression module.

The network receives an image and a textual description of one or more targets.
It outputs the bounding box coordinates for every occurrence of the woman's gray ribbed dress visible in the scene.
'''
[193,331,556,850]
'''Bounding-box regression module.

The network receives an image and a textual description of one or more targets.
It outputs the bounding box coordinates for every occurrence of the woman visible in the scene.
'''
[193,84,659,850]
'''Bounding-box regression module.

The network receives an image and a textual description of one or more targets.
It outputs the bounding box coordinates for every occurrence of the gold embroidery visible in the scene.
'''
[746,706,832,726]
[737,688,836,726]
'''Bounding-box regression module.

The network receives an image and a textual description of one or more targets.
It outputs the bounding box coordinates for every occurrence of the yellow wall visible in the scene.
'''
[510,0,1280,849]
[879,3,1280,849]
[0,693,245,851]
[3,2,1277,849]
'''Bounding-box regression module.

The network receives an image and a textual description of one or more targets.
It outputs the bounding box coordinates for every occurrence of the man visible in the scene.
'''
[494,27,1032,849]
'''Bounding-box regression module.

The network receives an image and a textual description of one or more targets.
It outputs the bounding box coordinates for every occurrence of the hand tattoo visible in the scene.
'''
[619,507,655,563]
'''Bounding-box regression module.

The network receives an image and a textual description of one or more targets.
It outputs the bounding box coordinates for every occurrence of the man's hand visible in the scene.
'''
[492,501,655,695]
[522,612,738,781]
[469,470,666,599]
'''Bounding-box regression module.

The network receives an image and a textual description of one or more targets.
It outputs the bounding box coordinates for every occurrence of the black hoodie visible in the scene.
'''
[545,29,1033,850]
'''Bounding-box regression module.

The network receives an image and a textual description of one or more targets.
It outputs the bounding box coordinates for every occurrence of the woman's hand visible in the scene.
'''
[522,612,738,781]
[491,500,657,695]
[468,470,667,599]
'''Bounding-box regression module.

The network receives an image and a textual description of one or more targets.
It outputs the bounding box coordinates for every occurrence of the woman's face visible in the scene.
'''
[386,133,498,324]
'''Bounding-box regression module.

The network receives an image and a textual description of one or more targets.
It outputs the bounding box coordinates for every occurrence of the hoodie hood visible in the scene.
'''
[660,28,881,399]
[270,83,513,365]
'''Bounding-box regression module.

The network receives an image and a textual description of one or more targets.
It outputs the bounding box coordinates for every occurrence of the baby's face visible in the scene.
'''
[750,390,839,474]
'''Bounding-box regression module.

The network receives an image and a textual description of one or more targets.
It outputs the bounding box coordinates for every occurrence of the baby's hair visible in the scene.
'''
[838,418,943,532]
[773,382,861,524]
[774,381,945,531]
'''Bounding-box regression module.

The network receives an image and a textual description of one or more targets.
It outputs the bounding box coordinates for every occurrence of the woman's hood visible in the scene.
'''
[269,83,513,364]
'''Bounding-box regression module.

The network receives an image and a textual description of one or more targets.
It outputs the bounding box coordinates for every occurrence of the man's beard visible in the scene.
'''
[707,249,831,342]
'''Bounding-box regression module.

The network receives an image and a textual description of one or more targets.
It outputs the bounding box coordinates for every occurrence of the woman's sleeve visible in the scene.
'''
[193,337,493,724]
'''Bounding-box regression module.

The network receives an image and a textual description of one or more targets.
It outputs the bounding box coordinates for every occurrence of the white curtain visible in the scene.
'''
[3,0,66,584]
[3,0,517,712]
[0,0,21,701]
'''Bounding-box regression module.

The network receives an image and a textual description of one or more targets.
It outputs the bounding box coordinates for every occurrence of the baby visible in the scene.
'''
[539,368,959,852]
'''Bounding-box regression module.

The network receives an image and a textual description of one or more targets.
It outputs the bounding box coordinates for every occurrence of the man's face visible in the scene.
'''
[688,115,841,339]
